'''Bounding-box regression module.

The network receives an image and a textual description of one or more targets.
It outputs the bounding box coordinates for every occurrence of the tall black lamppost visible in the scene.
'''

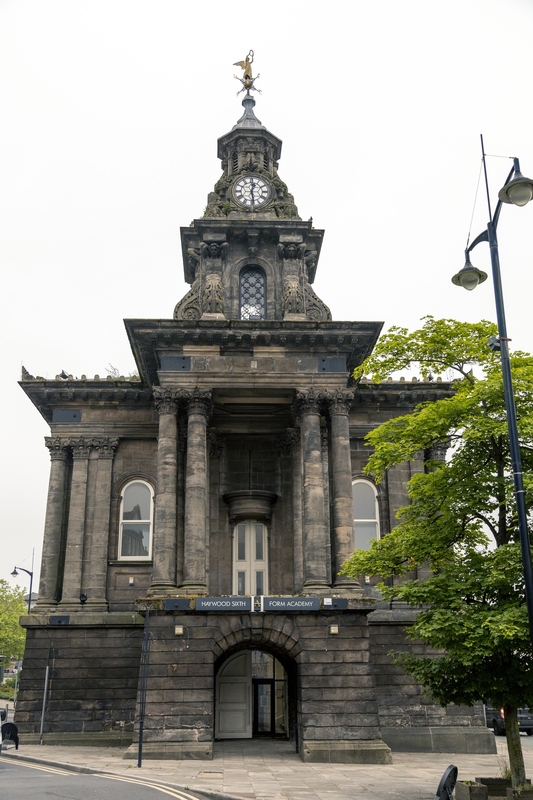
[452,135,533,644]
[11,550,35,614]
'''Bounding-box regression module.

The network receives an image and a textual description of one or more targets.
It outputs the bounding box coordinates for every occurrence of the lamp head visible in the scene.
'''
[498,158,533,207]
[11,568,19,578]
[452,253,488,291]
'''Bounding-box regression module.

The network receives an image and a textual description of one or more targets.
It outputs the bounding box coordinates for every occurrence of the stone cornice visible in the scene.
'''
[353,381,454,409]
[19,381,153,424]
[125,318,383,388]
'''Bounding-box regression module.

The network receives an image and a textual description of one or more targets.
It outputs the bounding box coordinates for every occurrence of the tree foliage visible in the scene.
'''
[0,579,26,661]
[342,317,533,787]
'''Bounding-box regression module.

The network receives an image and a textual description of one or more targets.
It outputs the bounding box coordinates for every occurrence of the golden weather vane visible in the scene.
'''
[233,50,261,95]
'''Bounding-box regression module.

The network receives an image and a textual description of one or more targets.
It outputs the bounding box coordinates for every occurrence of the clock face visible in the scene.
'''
[233,175,271,208]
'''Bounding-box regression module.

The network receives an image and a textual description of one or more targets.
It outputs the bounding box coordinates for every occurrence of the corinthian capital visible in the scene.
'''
[324,389,355,416]
[67,436,92,458]
[153,388,179,415]
[181,388,213,418]
[93,436,120,458]
[45,436,69,460]
[293,388,325,417]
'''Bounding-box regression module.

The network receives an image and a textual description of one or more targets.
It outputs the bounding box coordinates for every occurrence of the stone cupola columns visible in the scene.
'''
[180,389,212,595]
[295,389,331,593]
[149,389,179,594]
[325,389,362,593]
[35,437,70,609]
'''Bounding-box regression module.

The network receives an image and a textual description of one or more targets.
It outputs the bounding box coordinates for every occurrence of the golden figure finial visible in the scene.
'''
[233,50,261,95]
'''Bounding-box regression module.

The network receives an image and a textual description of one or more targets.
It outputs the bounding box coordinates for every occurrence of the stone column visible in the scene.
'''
[326,389,362,592]
[59,437,91,609]
[35,437,69,609]
[82,437,119,610]
[296,389,330,592]
[149,389,179,594]
[180,389,212,595]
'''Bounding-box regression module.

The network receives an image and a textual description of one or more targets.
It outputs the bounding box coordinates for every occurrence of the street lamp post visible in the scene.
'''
[452,135,533,644]
[11,550,35,614]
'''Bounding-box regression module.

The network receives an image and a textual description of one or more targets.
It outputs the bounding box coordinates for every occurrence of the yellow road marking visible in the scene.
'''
[95,773,200,800]
[7,760,74,776]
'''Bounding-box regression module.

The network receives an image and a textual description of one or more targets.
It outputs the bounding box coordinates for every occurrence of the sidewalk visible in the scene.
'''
[1,736,529,800]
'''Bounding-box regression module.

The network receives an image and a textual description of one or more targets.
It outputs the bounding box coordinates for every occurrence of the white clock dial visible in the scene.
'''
[233,175,271,208]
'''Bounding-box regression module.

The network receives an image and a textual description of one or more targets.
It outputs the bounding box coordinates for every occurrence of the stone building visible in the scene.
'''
[16,90,494,761]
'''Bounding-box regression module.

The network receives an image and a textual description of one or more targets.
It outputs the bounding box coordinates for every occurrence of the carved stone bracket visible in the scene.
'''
[207,428,224,459]
[201,274,225,315]
[173,278,202,321]
[277,426,300,458]
[282,278,304,316]
[277,242,306,261]
[304,283,331,321]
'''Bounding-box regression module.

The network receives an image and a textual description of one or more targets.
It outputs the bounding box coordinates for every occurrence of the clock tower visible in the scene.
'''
[16,60,495,763]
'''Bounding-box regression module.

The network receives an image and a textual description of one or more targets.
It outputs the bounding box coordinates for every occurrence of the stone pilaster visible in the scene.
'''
[326,390,362,592]
[149,389,179,594]
[35,437,69,609]
[59,437,92,609]
[82,437,119,610]
[180,389,212,595]
[295,389,330,593]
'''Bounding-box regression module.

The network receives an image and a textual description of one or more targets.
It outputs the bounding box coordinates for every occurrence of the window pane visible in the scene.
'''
[121,523,150,557]
[237,572,246,595]
[237,525,246,560]
[256,571,264,595]
[354,522,378,550]
[255,525,264,560]
[352,482,376,520]
[123,482,151,520]
[252,650,273,678]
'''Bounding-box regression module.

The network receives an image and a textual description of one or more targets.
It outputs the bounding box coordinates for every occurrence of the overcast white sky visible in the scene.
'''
[2,0,533,592]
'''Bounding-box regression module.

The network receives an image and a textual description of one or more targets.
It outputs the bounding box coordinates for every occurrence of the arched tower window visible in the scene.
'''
[352,479,380,551]
[240,267,266,320]
[118,479,153,559]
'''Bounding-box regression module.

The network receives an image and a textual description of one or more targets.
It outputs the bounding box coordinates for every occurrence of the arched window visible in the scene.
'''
[118,480,153,559]
[240,267,266,320]
[352,479,380,550]
[233,520,268,595]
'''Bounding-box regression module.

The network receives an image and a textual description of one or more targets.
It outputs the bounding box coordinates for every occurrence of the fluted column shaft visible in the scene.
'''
[36,437,69,608]
[60,438,91,608]
[83,437,119,609]
[150,390,179,594]
[327,390,361,591]
[181,391,212,594]
[297,390,330,592]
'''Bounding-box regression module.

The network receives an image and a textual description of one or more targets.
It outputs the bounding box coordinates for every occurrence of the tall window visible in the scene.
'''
[352,479,380,550]
[240,267,266,320]
[233,521,268,595]
[119,480,153,559]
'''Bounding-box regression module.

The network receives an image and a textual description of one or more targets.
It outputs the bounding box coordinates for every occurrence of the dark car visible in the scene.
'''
[486,705,533,735]
[0,709,6,722]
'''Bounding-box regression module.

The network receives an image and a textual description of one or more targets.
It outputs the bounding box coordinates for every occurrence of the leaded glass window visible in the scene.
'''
[240,267,266,320]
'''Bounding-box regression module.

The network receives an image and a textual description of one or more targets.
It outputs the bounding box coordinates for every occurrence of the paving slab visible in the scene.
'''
[2,736,533,800]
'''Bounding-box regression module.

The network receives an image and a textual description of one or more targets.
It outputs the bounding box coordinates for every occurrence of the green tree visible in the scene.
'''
[0,580,27,662]
[342,316,533,789]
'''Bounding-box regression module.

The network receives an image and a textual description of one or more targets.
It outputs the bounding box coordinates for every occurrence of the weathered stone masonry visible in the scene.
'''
[15,91,495,760]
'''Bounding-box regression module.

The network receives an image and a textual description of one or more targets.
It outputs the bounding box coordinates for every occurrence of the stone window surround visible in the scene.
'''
[118,478,155,561]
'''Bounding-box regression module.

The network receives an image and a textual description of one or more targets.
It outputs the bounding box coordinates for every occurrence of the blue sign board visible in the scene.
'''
[196,597,252,611]
[263,597,320,611]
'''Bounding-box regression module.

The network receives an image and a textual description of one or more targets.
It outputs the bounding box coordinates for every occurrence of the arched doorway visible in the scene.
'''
[215,649,291,740]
